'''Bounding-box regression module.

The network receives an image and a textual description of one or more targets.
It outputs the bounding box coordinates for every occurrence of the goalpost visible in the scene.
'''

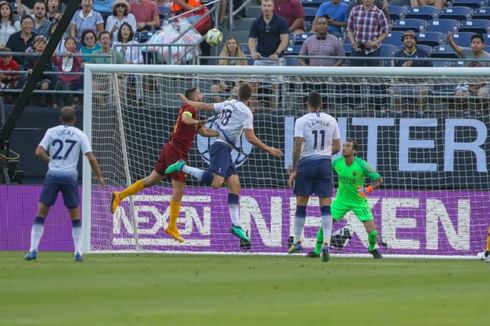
[82,64,490,258]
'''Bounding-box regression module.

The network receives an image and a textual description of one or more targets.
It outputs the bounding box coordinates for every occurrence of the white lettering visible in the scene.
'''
[382,198,420,249]
[399,119,437,172]
[241,196,282,247]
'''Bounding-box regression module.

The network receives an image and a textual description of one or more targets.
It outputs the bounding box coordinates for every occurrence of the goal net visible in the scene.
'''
[82,65,490,258]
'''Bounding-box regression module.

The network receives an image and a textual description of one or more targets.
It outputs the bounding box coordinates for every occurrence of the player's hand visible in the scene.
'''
[196,120,206,129]
[177,93,190,103]
[268,146,283,157]
[97,176,106,187]
[287,171,296,188]
[357,186,373,198]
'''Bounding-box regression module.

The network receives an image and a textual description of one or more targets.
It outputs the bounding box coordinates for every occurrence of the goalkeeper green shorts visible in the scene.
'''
[331,199,373,222]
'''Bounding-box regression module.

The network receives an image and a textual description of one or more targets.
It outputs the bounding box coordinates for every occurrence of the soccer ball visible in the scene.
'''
[205,28,223,46]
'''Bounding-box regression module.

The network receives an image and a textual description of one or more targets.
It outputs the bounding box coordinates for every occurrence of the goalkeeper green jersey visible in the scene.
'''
[333,156,381,203]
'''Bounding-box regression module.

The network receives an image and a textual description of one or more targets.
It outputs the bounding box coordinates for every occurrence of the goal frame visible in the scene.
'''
[82,64,490,255]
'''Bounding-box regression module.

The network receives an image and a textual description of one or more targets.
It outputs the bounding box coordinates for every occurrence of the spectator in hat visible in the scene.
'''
[106,0,137,41]
[394,30,432,67]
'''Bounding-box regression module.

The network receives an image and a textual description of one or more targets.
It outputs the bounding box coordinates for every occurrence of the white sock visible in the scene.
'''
[182,165,204,180]
[229,204,240,226]
[294,217,306,244]
[321,214,333,246]
[29,222,44,252]
[72,220,82,253]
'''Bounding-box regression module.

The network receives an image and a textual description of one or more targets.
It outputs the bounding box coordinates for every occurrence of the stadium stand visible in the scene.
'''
[438,6,473,20]
[416,31,446,47]
[426,19,460,33]
[452,32,476,45]
[392,19,427,32]
[458,19,490,33]
[388,5,407,20]
[452,0,484,9]
[404,6,440,20]
[472,7,490,19]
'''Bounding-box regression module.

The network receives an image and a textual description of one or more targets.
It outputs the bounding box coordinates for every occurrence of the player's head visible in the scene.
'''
[342,138,358,157]
[60,106,76,125]
[185,87,203,101]
[237,82,253,102]
[307,91,322,111]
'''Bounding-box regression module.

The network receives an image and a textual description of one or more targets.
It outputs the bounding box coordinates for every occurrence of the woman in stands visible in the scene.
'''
[70,0,104,43]
[0,1,20,48]
[53,37,83,108]
[80,29,101,64]
[105,0,137,42]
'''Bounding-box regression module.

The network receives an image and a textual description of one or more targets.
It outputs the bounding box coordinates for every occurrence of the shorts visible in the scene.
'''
[39,174,79,208]
[153,144,187,182]
[293,157,332,197]
[208,141,236,178]
[331,199,373,222]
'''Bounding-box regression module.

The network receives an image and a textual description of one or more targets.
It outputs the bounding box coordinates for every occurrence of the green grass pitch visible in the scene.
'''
[0,252,489,326]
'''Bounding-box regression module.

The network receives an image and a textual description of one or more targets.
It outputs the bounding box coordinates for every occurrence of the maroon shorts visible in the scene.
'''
[154,144,187,183]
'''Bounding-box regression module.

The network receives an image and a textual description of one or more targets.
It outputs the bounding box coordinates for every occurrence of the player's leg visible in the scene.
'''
[226,174,250,242]
[288,195,309,254]
[479,226,490,261]
[355,205,382,259]
[164,177,185,243]
[62,179,84,261]
[318,197,333,262]
[111,170,165,214]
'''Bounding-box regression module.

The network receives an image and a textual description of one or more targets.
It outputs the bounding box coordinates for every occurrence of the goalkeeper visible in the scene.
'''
[110,88,218,243]
[307,138,384,259]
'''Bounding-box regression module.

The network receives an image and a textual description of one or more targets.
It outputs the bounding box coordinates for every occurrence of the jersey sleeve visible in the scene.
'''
[332,119,340,139]
[38,130,52,151]
[357,157,381,181]
[213,101,227,113]
[293,117,304,138]
[243,107,254,129]
[80,132,93,155]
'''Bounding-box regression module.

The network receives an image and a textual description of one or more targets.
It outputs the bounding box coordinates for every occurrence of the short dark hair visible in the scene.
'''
[237,82,252,101]
[185,87,199,99]
[117,22,134,42]
[307,91,322,109]
[0,47,12,58]
[60,106,76,124]
[98,30,112,40]
[21,15,34,24]
[346,138,358,151]
[471,34,484,44]
[81,30,97,46]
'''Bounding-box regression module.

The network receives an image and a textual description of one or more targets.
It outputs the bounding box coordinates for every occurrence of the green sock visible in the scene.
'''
[368,230,378,252]
[314,227,323,255]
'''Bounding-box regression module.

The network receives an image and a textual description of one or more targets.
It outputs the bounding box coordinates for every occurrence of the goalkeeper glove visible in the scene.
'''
[358,186,373,198]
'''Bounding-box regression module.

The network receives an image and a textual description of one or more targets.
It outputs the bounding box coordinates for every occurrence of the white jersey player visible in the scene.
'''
[164,83,282,245]
[25,107,104,262]
[287,92,341,262]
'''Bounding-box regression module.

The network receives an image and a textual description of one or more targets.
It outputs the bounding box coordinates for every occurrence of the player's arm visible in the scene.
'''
[177,93,214,112]
[287,136,303,188]
[85,152,105,186]
[197,126,219,138]
[35,146,50,163]
[358,160,383,197]
[332,138,341,155]
[243,128,283,157]
[181,111,201,126]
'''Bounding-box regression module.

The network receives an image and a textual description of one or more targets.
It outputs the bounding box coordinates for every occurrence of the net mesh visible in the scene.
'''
[86,68,490,256]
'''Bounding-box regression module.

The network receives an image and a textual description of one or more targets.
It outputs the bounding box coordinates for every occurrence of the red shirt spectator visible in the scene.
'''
[0,51,20,88]
[273,0,304,34]
[130,0,160,30]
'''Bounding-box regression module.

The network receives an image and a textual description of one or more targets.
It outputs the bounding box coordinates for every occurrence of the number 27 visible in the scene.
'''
[51,139,77,160]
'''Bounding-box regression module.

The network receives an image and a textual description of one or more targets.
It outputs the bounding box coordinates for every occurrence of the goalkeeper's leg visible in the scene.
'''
[111,171,164,214]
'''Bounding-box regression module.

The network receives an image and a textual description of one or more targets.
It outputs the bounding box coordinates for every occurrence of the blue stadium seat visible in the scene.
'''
[426,19,460,33]
[301,0,324,8]
[431,45,458,58]
[383,31,405,47]
[303,7,317,31]
[431,60,453,67]
[404,6,440,20]
[284,45,302,55]
[458,19,490,34]
[379,44,398,66]
[388,5,408,20]
[451,32,475,46]
[290,32,315,46]
[416,31,446,47]
[472,7,490,19]
[392,19,427,32]
[485,45,490,52]
[452,0,483,9]
[417,44,433,54]
[438,7,473,21]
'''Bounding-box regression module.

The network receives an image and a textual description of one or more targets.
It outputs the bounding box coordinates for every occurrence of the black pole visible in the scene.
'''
[0,0,81,150]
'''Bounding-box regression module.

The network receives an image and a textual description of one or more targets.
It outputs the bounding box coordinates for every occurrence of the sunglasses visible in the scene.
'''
[85,36,95,40]
[116,4,126,7]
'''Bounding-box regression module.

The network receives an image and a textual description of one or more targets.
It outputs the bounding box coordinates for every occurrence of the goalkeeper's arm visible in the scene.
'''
[358,177,384,198]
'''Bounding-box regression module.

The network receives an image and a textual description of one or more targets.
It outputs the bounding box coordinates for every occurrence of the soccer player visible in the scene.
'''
[164,82,283,244]
[110,88,218,243]
[25,106,105,262]
[287,91,341,262]
[306,138,384,259]
[477,226,490,262]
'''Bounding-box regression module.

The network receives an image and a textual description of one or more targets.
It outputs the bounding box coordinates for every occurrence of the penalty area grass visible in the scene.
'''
[0,251,488,326]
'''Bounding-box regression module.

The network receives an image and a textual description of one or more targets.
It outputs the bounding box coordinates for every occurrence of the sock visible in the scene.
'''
[368,229,378,252]
[314,227,323,255]
[72,219,82,254]
[182,166,214,186]
[120,180,145,200]
[29,216,45,252]
[228,193,240,226]
[168,200,181,229]
[294,206,307,244]
[320,206,332,248]
[486,226,490,256]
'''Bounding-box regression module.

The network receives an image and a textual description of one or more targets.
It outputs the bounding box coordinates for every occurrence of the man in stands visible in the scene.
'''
[311,0,348,38]
[6,15,36,66]
[32,0,51,39]
[130,0,160,31]
[273,0,305,34]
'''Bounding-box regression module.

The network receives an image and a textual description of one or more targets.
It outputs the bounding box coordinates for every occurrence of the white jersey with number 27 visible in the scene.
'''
[294,112,340,159]
[213,99,253,146]
[39,125,92,178]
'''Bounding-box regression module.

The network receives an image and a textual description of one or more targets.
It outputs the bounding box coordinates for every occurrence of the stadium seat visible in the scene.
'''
[291,32,315,46]
[392,19,427,32]
[431,60,453,67]
[416,31,446,47]
[284,46,302,66]
[431,45,458,58]
[383,31,405,47]
[417,44,433,54]
[303,7,317,31]
[301,0,324,8]
[438,7,473,21]
[379,44,398,66]
[451,32,475,46]
[484,45,490,52]
[452,0,483,9]
[472,7,490,19]
[404,6,440,20]
[388,5,408,20]
[426,19,460,33]
[458,19,490,34]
